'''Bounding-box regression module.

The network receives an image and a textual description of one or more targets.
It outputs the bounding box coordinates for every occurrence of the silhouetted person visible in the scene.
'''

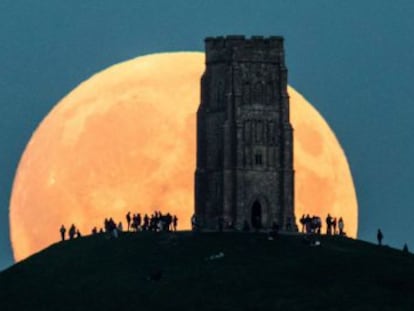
[126,212,131,231]
[403,243,409,254]
[131,214,138,231]
[76,229,82,238]
[338,217,344,235]
[104,218,110,232]
[326,214,332,235]
[118,222,123,232]
[377,229,383,246]
[137,213,142,230]
[299,214,306,233]
[304,214,312,234]
[311,216,322,234]
[332,217,337,235]
[191,214,198,231]
[164,213,172,231]
[60,225,66,241]
[69,224,76,240]
[173,215,178,231]
[91,227,97,235]
[143,214,149,231]
[108,218,118,238]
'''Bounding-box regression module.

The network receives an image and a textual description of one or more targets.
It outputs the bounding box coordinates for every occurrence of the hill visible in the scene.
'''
[0,232,413,310]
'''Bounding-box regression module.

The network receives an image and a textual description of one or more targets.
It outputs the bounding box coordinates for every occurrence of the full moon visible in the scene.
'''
[10,52,358,261]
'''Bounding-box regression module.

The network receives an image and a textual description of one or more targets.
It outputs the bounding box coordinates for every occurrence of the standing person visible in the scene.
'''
[143,214,149,231]
[332,218,337,235]
[338,217,344,235]
[325,214,332,235]
[126,212,131,231]
[403,243,409,254]
[299,214,306,233]
[304,214,311,234]
[60,225,66,241]
[173,215,178,231]
[69,224,76,240]
[137,213,142,230]
[377,229,384,246]
[191,214,198,231]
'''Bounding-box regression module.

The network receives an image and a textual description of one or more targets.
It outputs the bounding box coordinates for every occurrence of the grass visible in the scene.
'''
[0,232,413,310]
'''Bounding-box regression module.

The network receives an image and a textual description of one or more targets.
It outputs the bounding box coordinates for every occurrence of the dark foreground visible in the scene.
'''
[0,232,413,310]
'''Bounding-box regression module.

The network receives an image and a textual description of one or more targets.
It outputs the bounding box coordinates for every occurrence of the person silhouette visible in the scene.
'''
[191,214,198,231]
[326,214,332,235]
[59,225,66,241]
[299,214,306,233]
[338,217,344,235]
[377,229,383,246]
[69,224,76,240]
[126,212,131,231]
[173,215,178,231]
[403,243,409,254]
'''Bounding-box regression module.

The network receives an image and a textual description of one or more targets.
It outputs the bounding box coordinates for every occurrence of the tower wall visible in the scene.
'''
[195,35,296,231]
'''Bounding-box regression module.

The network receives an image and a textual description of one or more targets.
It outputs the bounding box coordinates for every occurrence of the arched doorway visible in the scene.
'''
[251,201,262,229]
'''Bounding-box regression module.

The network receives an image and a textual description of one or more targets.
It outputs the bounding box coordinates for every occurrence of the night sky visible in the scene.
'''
[1,1,414,270]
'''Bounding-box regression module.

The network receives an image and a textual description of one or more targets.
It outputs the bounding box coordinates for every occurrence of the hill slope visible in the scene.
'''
[0,232,413,310]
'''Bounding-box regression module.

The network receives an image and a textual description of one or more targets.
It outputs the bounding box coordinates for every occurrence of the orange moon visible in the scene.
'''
[10,52,358,261]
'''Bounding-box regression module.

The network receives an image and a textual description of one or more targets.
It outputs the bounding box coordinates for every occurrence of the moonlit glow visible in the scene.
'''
[10,52,358,261]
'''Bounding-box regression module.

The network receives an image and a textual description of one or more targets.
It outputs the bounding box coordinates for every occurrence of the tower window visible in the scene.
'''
[255,153,263,165]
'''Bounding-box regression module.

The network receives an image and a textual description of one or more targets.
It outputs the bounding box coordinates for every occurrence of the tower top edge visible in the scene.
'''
[205,35,284,42]
[204,35,285,52]
[204,35,285,63]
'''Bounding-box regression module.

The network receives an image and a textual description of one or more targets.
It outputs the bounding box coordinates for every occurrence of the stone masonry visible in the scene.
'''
[195,35,296,231]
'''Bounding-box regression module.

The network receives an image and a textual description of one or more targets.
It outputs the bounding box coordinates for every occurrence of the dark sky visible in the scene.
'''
[1,1,413,270]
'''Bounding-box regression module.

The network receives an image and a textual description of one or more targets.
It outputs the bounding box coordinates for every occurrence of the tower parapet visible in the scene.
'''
[204,35,285,64]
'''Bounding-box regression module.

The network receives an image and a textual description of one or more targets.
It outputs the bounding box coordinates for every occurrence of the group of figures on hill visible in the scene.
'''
[59,224,82,241]
[58,211,179,241]
[299,214,345,236]
[57,212,410,254]
[125,211,178,232]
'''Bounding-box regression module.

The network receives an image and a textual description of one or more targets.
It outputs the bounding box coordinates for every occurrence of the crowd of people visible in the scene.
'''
[59,224,82,241]
[59,211,179,241]
[299,214,345,236]
[126,211,178,232]
[58,212,408,253]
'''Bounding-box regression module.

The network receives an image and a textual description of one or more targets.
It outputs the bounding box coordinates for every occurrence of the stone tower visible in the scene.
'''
[195,35,296,231]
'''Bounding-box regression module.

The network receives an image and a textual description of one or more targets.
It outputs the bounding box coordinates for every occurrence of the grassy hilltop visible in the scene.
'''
[0,232,413,310]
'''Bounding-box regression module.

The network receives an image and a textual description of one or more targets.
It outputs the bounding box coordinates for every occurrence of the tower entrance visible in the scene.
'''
[251,201,262,229]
